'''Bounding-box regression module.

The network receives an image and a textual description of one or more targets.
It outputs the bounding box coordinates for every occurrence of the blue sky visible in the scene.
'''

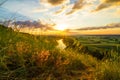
[0,0,120,29]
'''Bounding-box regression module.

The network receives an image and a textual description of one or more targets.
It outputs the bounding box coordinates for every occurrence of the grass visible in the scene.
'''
[95,54,120,80]
[0,25,120,80]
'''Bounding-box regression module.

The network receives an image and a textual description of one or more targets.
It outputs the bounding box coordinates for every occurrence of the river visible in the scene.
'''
[56,39,66,50]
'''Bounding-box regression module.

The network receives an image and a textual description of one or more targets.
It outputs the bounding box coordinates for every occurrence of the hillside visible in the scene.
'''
[0,25,120,80]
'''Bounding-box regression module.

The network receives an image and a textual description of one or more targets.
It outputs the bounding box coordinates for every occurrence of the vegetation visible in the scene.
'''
[0,25,120,80]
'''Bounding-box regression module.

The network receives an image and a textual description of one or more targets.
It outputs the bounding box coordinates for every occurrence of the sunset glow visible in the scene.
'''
[0,0,120,35]
[54,24,67,31]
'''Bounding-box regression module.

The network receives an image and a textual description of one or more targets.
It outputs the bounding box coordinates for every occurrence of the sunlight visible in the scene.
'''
[55,23,67,31]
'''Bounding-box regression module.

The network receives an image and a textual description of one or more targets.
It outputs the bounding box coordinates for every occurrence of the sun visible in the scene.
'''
[55,24,67,31]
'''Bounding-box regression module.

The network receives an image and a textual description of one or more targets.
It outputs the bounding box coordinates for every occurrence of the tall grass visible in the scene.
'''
[95,51,120,80]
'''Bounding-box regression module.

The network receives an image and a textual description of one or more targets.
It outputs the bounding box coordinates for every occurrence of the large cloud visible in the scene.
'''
[13,20,54,30]
[93,0,120,11]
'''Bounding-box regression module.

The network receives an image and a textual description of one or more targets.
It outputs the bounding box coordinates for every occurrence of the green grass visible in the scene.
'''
[0,25,120,80]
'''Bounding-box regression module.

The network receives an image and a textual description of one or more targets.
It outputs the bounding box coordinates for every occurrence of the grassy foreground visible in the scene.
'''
[0,25,120,80]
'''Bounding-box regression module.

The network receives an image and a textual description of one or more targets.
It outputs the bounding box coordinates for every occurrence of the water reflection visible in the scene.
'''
[56,39,66,50]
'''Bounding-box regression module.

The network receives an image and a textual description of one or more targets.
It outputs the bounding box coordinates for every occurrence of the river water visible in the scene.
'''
[56,39,66,50]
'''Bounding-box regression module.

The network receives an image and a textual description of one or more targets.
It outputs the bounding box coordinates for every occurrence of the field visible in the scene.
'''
[75,35,120,51]
[0,25,120,80]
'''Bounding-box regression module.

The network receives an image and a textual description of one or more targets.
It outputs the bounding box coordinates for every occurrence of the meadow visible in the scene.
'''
[0,24,120,80]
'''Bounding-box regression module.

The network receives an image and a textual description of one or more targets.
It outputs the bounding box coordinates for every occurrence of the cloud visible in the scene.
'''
[66,10,76,15]
[86,0,97,4]
[111,7,120,17]
[66,0,96,15]
[103,0,120,3]
[77,22,120,30]
[66,0,85,15]
[39,0,70,14]
[47,0,66,6]
[34,0,68,13]
[116,8,120,14]
[40,0,69,6]
[93,0,120,11]
[93,3,111,11]
[13,20,54,30]
[54,6,66,14]
[71,0,84,9]
[40,0,96,15]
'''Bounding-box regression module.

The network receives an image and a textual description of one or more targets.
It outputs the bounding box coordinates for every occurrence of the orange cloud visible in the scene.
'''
[93,0,120,11]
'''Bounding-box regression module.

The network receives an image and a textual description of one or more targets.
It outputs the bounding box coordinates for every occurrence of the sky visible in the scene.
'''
[0,0,120,29]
